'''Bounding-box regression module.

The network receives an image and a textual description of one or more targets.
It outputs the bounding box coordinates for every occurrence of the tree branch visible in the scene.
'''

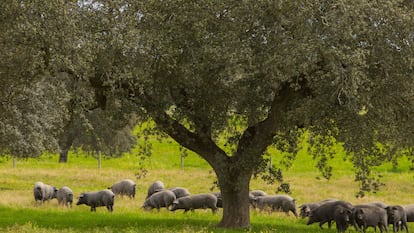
[141,93,228,167]
[236,78,311,161]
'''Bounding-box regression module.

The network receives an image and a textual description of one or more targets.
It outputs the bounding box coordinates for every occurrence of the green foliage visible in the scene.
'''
[2,0,414,228]
[308,131,337,180]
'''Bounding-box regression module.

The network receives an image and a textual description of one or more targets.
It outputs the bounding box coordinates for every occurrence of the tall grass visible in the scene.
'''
[1,137,414,232]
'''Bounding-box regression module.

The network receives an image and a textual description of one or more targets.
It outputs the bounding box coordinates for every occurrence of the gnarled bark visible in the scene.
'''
[215,165,252,229]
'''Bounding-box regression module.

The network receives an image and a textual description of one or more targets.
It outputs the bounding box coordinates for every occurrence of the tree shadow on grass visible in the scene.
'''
[0,206,334,233]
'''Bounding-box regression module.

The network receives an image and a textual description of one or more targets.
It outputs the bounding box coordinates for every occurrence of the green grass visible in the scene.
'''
[0,205,334,233]
[1,137,414,232]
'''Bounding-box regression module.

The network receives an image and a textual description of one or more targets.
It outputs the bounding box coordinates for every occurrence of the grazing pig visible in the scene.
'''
[142,190,176,211]
[212,192,222,208]
[385,205,408,233]
[353,204,388,233]
[299,199,338,218]
[250,190,267,197]
[146,180,165,199]
[109,179,136,198]
[215,191,257,209]
[248,193,256,208]
[57,186,73,207]
[307,200,353,229]
[249,190,268,208]
[76,190,115,212]
[170,193,218,213]
[363,201,388,208]
[404,204,414,222]
[334,205,353,233]
[33,181,58,205]
[168,187,190,199]
[253,195,297,217]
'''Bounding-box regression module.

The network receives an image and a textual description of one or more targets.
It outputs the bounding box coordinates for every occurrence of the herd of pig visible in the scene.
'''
[300,199,414,233]
[33,179,413,232]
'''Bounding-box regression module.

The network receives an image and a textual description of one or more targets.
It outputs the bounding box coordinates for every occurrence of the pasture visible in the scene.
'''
[1,138,414,232]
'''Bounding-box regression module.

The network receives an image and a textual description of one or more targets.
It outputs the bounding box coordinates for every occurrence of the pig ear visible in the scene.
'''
[79,194,84,198]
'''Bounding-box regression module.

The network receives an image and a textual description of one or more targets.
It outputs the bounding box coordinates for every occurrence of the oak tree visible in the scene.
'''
[1,0,414,229]
[113,1,414,228]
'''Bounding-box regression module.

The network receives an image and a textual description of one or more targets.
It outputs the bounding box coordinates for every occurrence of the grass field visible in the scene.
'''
[1,137,414,232]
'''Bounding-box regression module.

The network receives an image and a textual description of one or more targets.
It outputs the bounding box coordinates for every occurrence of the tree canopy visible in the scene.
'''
[0,1,138,160]
[1,0,414,228]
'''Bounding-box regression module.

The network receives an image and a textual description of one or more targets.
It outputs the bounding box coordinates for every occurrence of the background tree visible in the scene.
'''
[57,98,138,163]
[0,1,138,161]
[0,1,75,157]
[54,0,142,163]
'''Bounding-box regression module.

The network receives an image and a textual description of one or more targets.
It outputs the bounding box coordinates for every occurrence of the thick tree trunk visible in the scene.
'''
[58,132,75,163]
[216,168,252,229]
[59,148,69,163]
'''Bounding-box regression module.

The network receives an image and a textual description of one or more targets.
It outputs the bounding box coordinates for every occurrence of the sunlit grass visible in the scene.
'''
[1,137,414,232]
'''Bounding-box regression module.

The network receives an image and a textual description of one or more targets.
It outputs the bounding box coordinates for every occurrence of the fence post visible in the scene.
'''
[98,151,101,170]
[181,155,184,171]
[179,146,188,171]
